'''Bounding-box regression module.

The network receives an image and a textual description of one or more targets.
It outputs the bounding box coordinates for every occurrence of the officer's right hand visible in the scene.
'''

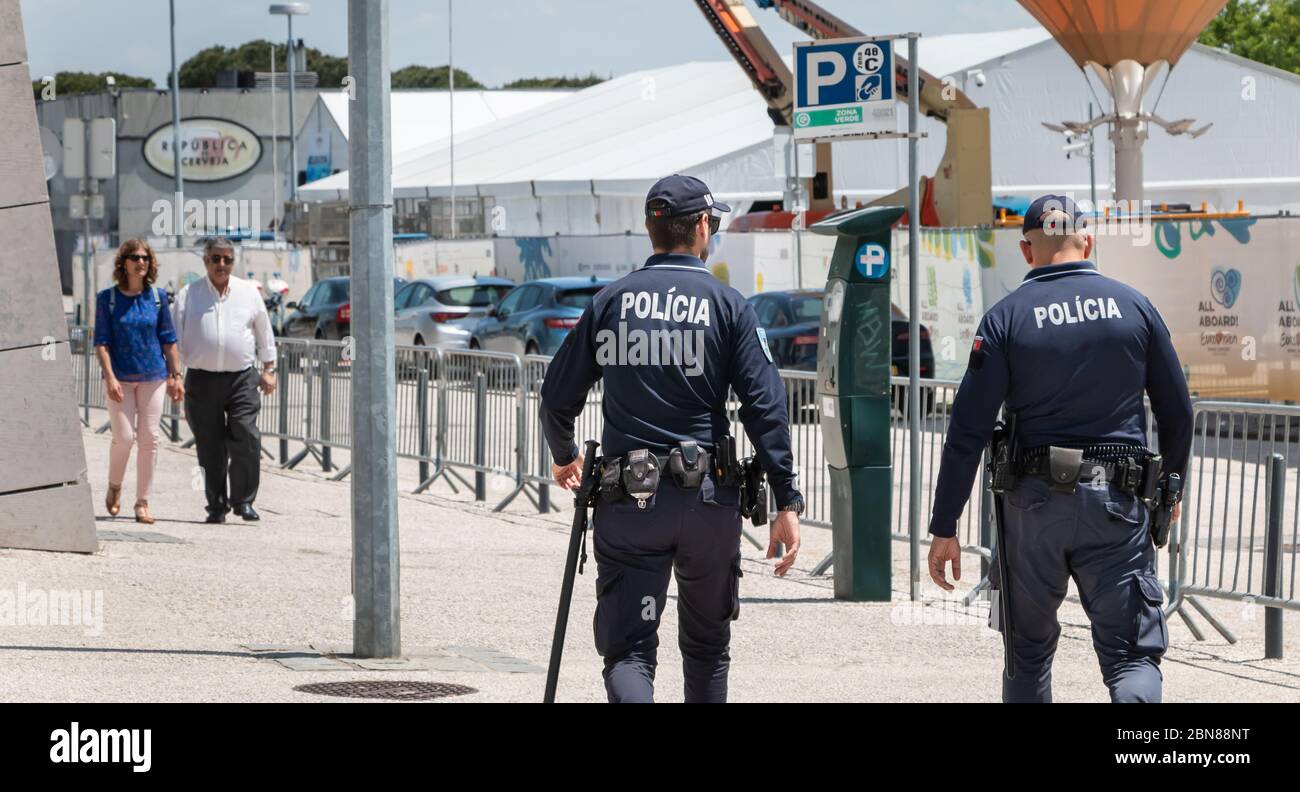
[552,454,584,490]
[928,536,962,592]
[768,512,800,577]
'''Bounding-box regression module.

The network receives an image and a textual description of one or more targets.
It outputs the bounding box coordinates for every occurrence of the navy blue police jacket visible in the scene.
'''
[539,253,801,508]
[929,260,1193,538]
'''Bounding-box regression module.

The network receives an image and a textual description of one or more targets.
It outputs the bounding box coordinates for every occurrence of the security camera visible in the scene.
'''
[972,70,987,87]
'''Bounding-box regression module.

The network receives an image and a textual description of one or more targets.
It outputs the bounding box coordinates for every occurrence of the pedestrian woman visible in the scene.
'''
[94,240,184,523]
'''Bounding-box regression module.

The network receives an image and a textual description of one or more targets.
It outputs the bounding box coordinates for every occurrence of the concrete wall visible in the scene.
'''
[0,0,96,552]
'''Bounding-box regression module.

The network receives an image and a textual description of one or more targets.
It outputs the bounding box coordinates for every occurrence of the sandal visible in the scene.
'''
[134,500,155,525]
[106,484,122,517]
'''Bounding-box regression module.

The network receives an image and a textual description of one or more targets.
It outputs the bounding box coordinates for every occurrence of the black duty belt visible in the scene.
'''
[599,444,715,508]
[1018,445,1153,496]
[595,438,766,526]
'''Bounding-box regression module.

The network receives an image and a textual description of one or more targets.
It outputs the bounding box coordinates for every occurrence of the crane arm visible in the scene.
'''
[693,0,796,125]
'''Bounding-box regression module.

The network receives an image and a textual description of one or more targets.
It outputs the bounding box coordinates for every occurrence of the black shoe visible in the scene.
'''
[233,505,260,522]
[205,511,227,524]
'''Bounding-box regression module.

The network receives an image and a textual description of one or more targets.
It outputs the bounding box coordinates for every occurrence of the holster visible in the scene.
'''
[740,458,768,526]
[599,458,624,503]
[988,416,1019,494]
[1139,455,1162,508]
[1047,446,1085,493]
[713,435,742,487]
[621,449,661,509]
[668,441,707,489]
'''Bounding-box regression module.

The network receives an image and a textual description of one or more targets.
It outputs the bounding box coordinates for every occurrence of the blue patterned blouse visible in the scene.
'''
[93,286,178,382]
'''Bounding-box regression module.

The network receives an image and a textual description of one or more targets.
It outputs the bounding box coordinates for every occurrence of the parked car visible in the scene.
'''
[393,276,514,350]
[888,304,937,415]
[746,290,824,371]
[281,276,408,340]
[470,277,611,357]
[748,290,936,412]
[887,304,935,380]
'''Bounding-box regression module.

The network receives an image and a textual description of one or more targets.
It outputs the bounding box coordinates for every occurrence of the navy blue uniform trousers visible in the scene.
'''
[995,476,1168,703]
[591,474,743,703]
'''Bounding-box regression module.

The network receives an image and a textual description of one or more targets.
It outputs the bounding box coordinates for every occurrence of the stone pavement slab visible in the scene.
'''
[0,426,1296,703]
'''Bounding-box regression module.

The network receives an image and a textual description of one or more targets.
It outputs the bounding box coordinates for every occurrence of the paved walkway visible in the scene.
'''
[1,425,1297,702]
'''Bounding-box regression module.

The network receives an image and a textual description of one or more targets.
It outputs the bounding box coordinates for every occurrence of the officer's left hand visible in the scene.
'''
[928,536,962,591]
[768,512,801,577]
[553,454,584,490]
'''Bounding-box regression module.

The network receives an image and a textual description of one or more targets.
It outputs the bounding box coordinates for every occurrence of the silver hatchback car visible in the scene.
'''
[393,276,515,349]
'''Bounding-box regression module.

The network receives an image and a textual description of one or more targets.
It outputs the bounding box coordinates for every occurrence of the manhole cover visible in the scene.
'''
[293,680,477,700]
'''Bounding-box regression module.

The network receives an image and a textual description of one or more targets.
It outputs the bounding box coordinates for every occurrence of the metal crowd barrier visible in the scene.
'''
[77,327,1292,649]
[1168,402,1299,654]
[68,324,991,590]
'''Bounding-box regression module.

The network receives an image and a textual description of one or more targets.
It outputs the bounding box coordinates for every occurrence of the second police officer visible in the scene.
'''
[927,195,1193,703]
[540,174,804,703]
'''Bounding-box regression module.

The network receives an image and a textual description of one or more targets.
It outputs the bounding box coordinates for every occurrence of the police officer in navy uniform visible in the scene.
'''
[540,174,804,703]
[927,194,1193,703]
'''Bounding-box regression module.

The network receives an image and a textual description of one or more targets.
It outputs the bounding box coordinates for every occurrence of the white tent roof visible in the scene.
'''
[300,29,1061,202]
[301,59,774,200]
[317,89,573,156]
[895,27,1053,76]
[300,27,1300,216]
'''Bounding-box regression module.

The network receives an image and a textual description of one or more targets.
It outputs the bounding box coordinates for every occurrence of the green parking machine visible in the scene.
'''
[814,205,903,602]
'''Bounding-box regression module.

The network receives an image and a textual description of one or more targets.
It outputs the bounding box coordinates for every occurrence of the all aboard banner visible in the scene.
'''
[978,217,1300,401]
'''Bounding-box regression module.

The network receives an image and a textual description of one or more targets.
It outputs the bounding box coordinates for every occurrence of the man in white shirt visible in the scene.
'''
[173,237,277,523]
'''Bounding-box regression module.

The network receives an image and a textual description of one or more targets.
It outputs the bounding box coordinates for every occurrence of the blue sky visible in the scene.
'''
[20,0,1038,87]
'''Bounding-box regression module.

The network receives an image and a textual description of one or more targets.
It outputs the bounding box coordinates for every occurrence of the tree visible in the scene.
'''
[502,74,606,89]
[1198,0,1300,74]
[392,65,484,89]
[178,39,350,88]
[32,71,154,101]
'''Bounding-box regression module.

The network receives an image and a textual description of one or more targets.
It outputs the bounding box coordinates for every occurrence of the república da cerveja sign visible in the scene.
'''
[142,117,263,182]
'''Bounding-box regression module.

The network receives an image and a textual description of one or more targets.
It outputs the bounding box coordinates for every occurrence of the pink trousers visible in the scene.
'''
[107,379,167,503]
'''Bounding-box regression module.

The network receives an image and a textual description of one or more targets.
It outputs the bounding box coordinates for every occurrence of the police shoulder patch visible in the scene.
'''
[969,335,986,370]
[756,327,774,364]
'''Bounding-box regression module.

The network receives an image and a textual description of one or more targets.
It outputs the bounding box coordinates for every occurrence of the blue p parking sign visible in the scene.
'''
[854,242,890,280]
[793,35,897,141]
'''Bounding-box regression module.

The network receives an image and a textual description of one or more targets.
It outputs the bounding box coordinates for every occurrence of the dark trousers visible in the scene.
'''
[591,475,743,703]
[994,476,1167,703]
[184,367,262,514]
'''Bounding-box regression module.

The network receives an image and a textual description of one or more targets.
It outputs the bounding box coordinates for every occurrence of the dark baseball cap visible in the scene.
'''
[645,174,732,218]
[1023,194,1086,235]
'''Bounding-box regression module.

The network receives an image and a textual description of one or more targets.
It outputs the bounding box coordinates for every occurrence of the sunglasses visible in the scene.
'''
[706,214,721,235]
[207,254,235,265]
[125,253,151,263]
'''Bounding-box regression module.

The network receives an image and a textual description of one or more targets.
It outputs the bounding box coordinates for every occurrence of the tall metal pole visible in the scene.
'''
[287,15,298,203]
[907,34,922,602]
[81,107,92,327]
[271,44,279,234]
[1088,101,1097,212]
[168,0,184,248]
[792,135,802,288]
[348,0,400,658]
[448,0,456,239]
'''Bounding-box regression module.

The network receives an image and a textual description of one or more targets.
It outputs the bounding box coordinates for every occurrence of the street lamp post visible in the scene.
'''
[270,3,310,206]
[168,0,183,248]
